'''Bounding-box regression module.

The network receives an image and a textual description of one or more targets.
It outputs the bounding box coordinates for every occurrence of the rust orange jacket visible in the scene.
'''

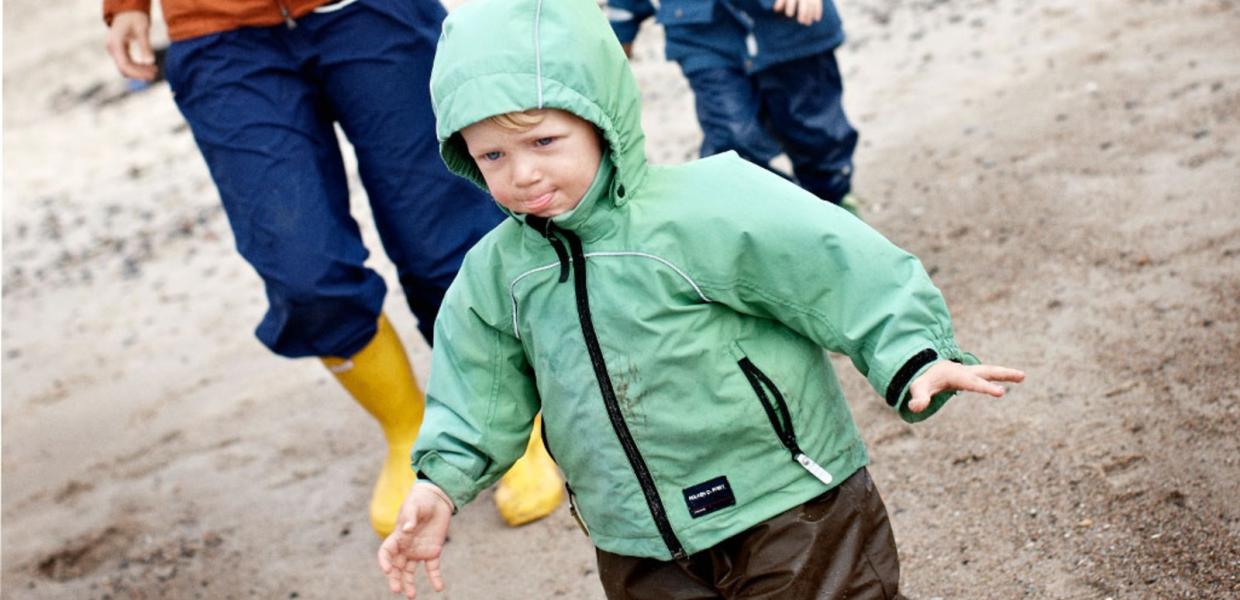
[103,0,333,41]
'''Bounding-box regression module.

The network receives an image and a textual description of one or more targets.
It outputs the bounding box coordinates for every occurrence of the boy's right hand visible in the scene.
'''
[105,10,157,81]
[907,361,1026,413]
[772,0,824,26]
[377,483,454,599]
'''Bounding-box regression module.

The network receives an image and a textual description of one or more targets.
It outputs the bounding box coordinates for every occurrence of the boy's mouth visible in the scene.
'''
[525,191,555,213]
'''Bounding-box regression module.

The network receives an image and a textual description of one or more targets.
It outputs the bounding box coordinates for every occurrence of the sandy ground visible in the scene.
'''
[3,0,1239,598]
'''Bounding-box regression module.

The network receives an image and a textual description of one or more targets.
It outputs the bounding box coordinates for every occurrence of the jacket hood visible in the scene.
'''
[430,0,648,209]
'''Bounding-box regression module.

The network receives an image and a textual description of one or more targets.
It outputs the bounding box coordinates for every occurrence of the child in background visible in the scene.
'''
[608,0,861,212]
[378,0,1023,597]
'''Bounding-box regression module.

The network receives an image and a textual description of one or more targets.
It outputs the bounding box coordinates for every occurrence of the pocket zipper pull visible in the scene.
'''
[795,453,833,486]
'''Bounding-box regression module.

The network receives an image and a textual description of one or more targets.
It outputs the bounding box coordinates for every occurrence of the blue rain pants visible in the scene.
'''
[163,0,503,357]
[684,50,859,205]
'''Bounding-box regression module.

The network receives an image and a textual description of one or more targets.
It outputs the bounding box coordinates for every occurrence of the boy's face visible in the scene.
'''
[460,109,602,218]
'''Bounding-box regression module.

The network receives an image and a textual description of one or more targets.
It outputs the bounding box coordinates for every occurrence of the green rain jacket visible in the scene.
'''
[414,0,977,560]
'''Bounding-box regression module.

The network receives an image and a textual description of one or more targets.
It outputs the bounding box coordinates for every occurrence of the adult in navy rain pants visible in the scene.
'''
[106,0,564,537]
[609,0,859,205]
[163,0,502,355]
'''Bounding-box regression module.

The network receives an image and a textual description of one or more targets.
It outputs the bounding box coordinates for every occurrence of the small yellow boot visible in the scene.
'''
[322,314,423,538]
[494,414,565,526]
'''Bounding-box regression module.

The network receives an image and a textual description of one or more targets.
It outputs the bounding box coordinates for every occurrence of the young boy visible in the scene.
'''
[606,0,860,209]
[378,0,1023,597]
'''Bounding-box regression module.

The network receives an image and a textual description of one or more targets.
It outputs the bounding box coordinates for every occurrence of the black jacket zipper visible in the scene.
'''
[527,216,687,560]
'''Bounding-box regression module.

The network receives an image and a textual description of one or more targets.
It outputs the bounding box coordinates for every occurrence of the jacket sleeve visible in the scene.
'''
[103,0,151,26]
[604,0,657,44]
[411,257,541,509]
[692,162,977,423]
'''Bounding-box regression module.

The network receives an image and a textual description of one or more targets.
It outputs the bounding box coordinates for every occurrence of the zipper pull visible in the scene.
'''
[795,453,833,486]
[279,4,298,29]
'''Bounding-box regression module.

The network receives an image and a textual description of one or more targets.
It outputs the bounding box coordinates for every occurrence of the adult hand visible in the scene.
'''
[907,361,1026,413]
[772,0,823,26]
[105,11,157,81]
[377,484,453,599]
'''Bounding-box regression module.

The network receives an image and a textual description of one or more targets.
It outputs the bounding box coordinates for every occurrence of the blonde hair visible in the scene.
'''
[487,109,546,131]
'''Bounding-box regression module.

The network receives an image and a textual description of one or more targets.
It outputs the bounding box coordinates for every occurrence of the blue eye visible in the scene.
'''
[535,137,554,147]
[483,151,502,161]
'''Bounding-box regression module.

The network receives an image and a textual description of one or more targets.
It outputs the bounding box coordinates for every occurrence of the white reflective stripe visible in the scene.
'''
[507,251,712,338]
[326,359,354,373]
[603,6,635,21]
[584,252,712,303]
[534,0,545,108]
[509,262,563,338]
[313,0,360,13]
[796,453,833,485]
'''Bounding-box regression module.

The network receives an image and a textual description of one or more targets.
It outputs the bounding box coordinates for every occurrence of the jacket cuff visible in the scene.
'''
[414,451,486,511]
[103,0,151,26]
[882,342,979,424]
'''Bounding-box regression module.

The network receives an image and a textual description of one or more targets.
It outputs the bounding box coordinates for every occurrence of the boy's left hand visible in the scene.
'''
[772,0,823,26]
[907,361,1026,413]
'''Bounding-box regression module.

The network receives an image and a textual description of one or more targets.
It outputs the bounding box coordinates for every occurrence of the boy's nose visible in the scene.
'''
[513,157,542,187]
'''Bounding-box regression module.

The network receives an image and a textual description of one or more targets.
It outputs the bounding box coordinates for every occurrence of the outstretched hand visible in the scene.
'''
[772,0,824,26]
[907,361,1026,413]
[105,11,157,81]
[377,484,454,599]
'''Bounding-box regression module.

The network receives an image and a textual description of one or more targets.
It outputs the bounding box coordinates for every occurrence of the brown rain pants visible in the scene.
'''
[596,468,908,600]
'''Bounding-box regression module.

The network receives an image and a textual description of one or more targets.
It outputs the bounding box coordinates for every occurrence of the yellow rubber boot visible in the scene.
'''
[494,414,565,526]
[322,314,423,538]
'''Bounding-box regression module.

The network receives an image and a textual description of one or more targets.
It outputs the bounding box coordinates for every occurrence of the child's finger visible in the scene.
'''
[402,561,418,599]
[907,382,932,413]
[378,542,393,572]
[957,375,1006,397]
[395,553,413,591]
[396,520,417,549]
[378,538,403,593]
[387,567,404,595]
[974,365,1026,383]
[382,551,404,593]
[773,0,786,14]
[426,557,445,592]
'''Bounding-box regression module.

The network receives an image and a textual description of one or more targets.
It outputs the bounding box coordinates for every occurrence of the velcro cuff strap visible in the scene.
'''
[885,348,938,407]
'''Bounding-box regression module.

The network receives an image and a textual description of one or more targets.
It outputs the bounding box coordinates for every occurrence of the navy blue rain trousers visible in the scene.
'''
[609,0,858,204]
[685,50,858,204]
[164,0,502,357]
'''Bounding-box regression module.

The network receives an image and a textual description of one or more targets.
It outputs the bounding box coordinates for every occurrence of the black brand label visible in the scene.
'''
[683,476,736,518]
